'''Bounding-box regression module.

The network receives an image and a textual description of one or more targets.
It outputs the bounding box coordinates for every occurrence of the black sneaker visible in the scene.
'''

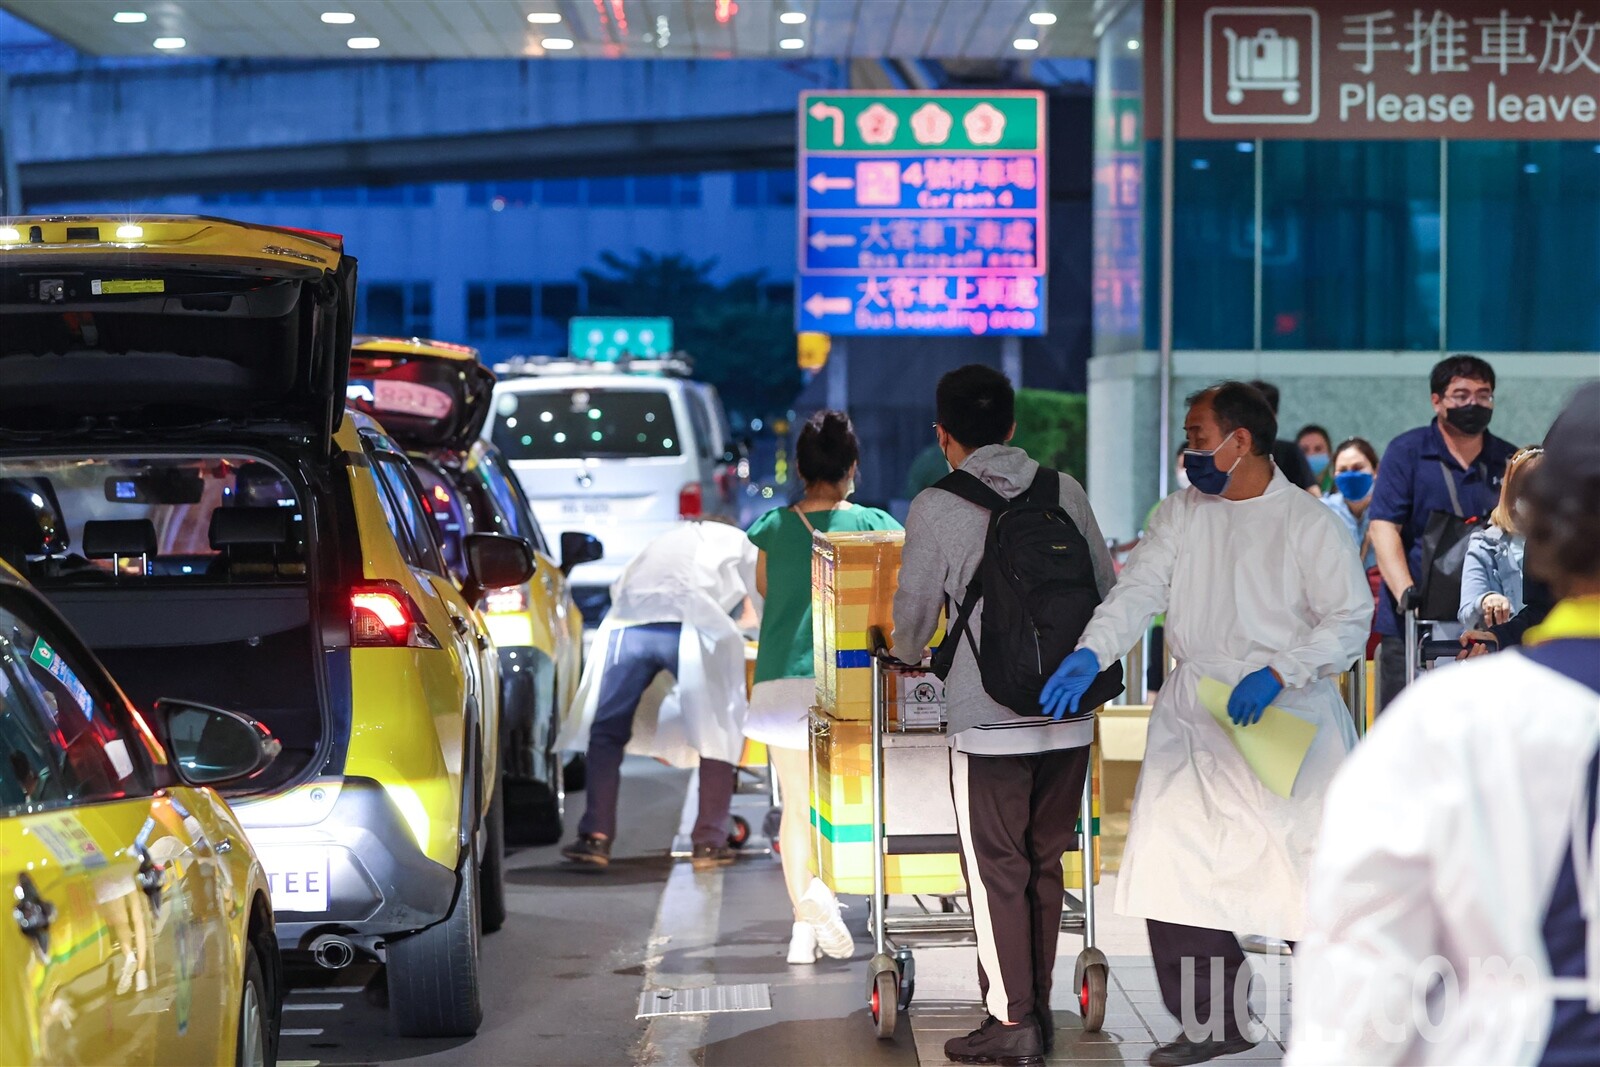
[1147,1035,1258,1066]
[690,844,737,871]
[943,1016,1044,1066]
[561,834,612,867]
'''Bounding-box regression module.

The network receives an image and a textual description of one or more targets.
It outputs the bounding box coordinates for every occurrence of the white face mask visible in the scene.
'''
[1175,467,1192,491]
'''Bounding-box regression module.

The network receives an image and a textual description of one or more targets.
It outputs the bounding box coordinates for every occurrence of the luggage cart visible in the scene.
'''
[862,631,1108,1040]
[1403,605,1472,685]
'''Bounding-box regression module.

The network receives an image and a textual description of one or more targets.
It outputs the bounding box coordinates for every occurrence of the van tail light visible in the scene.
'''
[483,584,529,615]
[679,482,704,519]
[350,583,441,648]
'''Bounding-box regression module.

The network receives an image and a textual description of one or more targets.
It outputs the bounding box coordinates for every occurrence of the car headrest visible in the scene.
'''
[0,476,68,555]
[209,507,290,549]
[81,519,158,559]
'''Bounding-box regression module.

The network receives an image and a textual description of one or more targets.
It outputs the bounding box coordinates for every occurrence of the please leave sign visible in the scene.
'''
[1149,0,1600,139]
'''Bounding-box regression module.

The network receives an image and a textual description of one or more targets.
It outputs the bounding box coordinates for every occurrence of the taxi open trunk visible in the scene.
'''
[0,216,357,793]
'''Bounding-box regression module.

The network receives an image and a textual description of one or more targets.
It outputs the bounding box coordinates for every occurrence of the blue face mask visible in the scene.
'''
[1306,452,1330,476]
[1334,470,1374,502]
[1182,435,1243,495]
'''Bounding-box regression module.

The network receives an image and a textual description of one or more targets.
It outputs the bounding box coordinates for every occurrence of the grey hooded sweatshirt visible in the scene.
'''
[890,444,1116,753]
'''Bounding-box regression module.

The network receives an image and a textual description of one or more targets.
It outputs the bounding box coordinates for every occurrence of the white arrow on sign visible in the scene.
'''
[808,230,857,251]
[808,172,855,194]
[804,293,853,318]
[808,101,845,146]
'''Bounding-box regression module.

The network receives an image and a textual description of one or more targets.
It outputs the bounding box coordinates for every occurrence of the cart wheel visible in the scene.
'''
[1079,962,1108,1033]
[727,815,750,849]
[762,807,782,840]
[870,968,899,1039]
[895,954,916,1012]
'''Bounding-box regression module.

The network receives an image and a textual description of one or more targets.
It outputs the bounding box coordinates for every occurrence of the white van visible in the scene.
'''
[484,358,742,623]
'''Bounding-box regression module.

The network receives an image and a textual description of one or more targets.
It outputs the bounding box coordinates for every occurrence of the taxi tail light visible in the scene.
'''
[678,482,703,519]
[350,584,441,648]
[483,584,528,615]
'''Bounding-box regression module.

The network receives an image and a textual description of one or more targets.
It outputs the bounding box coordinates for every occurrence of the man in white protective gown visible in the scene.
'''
[1040,381,1371,1067]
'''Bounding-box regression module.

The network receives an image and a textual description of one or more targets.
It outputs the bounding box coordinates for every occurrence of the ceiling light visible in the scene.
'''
[1127,38,1141,50]
[0,227,20,242]
[112,11,147,23]
[153,36,186,49]
[347,36,380,48]
[779,37,805,49]
[527,11,562,23]
[1029,12,1057,25]
[779,11,806,23]
[1012,38,1040,50]
[321,12,355,24]
[541,37,575,49]
[115,224,144,240]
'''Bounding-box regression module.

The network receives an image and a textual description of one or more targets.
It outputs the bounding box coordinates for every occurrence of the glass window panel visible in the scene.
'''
[675,174,703,206]
[366,185,405,205]
[321,186,359,205]
[1447,141,1600,352]
[734,171,761,207]
[466,182,492,206]
[407,184,436,206]
[1143,141,1255,350]
[632,175,673,205]
[467,283,490,340]
[362,283,406,335]
[540,178,582,205]
[588,177,627,205]
[766,168,797,206]
[1261,141,1441,350]
[493,283,534,338]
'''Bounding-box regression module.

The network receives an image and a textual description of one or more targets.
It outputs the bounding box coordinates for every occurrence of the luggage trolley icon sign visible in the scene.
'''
[1204,8,1319,124]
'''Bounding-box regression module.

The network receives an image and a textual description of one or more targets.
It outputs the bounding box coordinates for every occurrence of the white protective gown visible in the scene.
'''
[1078,469,1371,939]
[1287,651,1600,1066]
[555,522,757,768]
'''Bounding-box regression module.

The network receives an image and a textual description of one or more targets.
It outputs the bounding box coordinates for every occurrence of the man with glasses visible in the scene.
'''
[1368,355,1518,711]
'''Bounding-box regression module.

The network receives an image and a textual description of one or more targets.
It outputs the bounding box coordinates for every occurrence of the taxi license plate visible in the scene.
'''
[561,499,612,517]
[259,846,331,913]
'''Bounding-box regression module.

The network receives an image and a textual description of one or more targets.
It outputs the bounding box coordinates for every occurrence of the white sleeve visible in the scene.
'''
[1272,504,1373,689]
[1287,705,1456,1065]
[1076,493,1182,668]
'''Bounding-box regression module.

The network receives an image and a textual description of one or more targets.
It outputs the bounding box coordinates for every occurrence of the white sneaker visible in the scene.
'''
[786,921,821,964]
[796,879,854,959]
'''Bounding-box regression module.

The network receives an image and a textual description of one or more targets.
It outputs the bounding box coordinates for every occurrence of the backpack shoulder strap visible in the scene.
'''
[1024,467,1061,506]
[933,469,1009,512]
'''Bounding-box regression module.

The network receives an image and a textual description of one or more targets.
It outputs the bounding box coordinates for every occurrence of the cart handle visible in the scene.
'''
[869,626,889,655]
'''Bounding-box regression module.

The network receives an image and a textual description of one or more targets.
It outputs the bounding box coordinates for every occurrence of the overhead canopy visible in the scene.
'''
[1,0,1096,59]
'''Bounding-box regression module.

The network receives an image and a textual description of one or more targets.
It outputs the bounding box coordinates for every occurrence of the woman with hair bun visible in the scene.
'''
[746,409,900,964]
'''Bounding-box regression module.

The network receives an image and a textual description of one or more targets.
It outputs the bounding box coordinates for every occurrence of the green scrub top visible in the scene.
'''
[747,504,901,683]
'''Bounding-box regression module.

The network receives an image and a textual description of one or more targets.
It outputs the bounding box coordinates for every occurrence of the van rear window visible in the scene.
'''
[492,388,682,460]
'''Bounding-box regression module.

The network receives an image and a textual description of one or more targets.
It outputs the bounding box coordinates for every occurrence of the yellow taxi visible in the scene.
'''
[0,559,282,1066]
[0,216,534,1037]
[349,336,597,845]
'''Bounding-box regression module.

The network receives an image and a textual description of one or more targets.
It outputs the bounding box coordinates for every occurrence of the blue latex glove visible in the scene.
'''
[1040,649,1100,720]
[1227,667,1284,727]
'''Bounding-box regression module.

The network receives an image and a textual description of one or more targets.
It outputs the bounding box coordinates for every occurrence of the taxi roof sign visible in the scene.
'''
[568,317,673,362]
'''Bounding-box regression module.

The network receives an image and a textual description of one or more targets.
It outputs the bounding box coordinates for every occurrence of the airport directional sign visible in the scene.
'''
[796,90,1047,337]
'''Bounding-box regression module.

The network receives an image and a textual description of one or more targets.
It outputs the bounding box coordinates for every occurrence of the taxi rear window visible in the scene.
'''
[0,454,306,586]
[492,388,682,460]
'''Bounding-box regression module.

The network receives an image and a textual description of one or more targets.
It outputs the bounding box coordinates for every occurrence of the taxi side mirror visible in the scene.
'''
[152,699,281,788]
[463,532,536,603]
[559,531,603,576]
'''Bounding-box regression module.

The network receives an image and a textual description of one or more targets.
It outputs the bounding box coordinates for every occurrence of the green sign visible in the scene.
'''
[568,317,674,361]
[802,92,1041,153]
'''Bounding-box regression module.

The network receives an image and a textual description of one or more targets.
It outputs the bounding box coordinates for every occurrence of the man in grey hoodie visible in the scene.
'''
[891,364,1116,1066]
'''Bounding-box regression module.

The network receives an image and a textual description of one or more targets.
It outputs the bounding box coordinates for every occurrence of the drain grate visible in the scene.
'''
[636,983,773,1019]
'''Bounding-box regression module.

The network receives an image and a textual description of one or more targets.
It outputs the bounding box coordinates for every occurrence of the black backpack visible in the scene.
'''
[929,468,1124,715]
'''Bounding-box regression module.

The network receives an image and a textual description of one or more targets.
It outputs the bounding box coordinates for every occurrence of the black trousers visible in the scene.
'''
[950,745,1091,1024]
[1147,921,1294,1043]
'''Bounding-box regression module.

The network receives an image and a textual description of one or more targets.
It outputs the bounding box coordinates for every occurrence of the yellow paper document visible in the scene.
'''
[1195,676,1318,799]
